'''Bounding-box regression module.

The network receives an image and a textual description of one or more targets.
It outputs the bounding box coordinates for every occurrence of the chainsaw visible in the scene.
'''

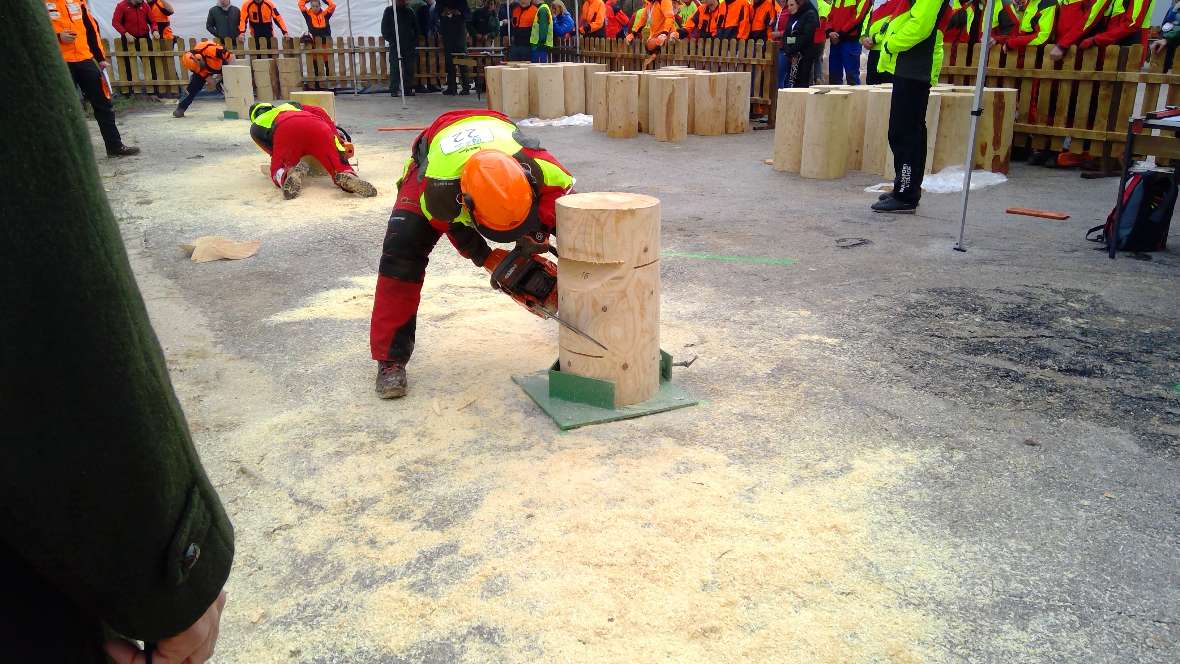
[486,241,609,352]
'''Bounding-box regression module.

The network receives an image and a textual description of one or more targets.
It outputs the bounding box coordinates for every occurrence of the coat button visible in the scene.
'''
[183,543,201,571]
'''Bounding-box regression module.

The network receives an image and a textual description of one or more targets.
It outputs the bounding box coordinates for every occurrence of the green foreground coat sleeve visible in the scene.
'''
[0,0,233,643]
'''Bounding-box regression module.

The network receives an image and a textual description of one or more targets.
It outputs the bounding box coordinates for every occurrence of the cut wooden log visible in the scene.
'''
[221,64,254,117]
[650,76,688,142]
[724,71,751,134]
[501,66,530,119]
[773,88,813,173]
[931,91,973,172]
[801,90,851,179]
[562,63,586,115]
[606,73,639,138]
[861,87,892,175]
[529,65,565,119]
[590,70,612,132]
[976,87,1018,174]
[485,65,505,113]
[582,63,607,117]
[250,58,278,102]
[843,85,872,171]
[556,192,661,407]
[289,90,336,121]
[693,72,726,136]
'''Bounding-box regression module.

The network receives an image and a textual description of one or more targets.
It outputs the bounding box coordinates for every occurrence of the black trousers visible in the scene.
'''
[865,49,893,85]
[176,72,208,112]
[887,76,931,204]
[390,47,417,93]
[120,36,157,90]
[792,54,816,87]
[68,60,122,153]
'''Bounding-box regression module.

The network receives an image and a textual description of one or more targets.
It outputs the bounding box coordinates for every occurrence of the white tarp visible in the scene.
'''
[85,0,392,41]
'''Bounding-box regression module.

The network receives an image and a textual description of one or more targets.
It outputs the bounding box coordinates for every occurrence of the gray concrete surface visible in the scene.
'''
[98,93,1178,662]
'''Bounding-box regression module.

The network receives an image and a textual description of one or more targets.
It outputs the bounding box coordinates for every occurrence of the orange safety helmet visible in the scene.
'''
[645,33,668,54]
[459,150,540,242]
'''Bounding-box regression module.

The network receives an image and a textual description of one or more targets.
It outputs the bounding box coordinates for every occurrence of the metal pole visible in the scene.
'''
[346,0,359,94]
[575,0,581,59]
[954,0,995,252]
[507,1,514,60]
[390,0,408,107]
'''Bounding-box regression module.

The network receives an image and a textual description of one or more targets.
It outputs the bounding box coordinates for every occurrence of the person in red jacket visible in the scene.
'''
[1080,0,1154,53]
[606,0,632,37]
[112,0,156,84]
[826,0,870,83]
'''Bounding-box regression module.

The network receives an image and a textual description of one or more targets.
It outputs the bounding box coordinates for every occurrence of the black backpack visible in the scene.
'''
[1087,170,1176,256]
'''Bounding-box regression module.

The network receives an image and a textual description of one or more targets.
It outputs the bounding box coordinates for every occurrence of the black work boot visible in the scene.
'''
[871,195,918,214]
[107,145,141,157]
[376,360,408,399]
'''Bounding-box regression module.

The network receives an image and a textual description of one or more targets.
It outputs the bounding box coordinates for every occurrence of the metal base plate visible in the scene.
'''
[512,353,699,430]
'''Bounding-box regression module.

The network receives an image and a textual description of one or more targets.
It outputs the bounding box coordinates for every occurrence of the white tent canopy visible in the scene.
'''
[86,0,390,40]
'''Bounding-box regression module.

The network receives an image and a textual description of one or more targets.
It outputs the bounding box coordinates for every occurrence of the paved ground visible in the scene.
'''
[97,93,1178,662]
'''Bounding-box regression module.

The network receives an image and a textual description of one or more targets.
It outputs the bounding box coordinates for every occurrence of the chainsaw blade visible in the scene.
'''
[540,309,609,352]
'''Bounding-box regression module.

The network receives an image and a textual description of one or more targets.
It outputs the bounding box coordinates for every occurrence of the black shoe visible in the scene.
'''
[426,85,442,93]
[878,192,893,201]
[172,107,185,118]
[459,87,470,96]
[442,87,458,96]
[1028,149,1051,166]
[107,145,140,157]
[404,89,415,96]
[871,195,918,214]
[376,360,408,399]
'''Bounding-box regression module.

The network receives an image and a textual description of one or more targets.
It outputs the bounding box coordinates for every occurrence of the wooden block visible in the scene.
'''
[975,87,1017,173]
[563,63,586,115]
[590,71,611,132]
[501,66,530,119]
[650,76,688,142]
[290,91,336,121]
[556,192,661,407]
[724,71,751,134]
[582,63,607,115]
[932,92,973,173]
[529,65,565,119]
[224,94,254,117]
[801,91,851,179]
[606,73,639,138]
[251,58,278,102]
[843,85,872,171]
[638,71,657,133]
[1006,207,1070,220]
[862,88,891,175]
[693,73,726,136]
[221,64,253,99]
[485,66,505,113]
[773,88,813,173]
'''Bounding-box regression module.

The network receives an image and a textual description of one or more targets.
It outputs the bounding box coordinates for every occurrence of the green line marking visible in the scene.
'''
[1173,382,1180,394]
[662,250,797,267]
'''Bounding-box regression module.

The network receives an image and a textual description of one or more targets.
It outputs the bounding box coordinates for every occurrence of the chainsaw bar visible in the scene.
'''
[540,309,610,352]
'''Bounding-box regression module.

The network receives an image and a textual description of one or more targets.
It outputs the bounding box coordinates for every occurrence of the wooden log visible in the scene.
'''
[650,76,688,142]
[221,64,254,116]
[637,71,654,133]
[501,66,530,119]
[1006,207,1070,220]
[801,91,851,179]
[843,85,872,171]
[724,71,751,134]
[563,63,586,115]
[931,92,973,172]
[861,88,892,175]
[289,90,336,121]
[275,57,302,98]
[773,88,813,173]
[485,65,505,113]
[250,58,278,102]
[590,70,611,131]
[606,73,639,138]
[556,192,661,407]
[975,87,1017,173]
[529,65,565,119]
[693,72,726,136]
[582,62,607,116]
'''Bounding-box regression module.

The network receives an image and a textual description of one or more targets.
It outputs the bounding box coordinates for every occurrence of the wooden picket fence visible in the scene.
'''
[102,34,778,116]
[554,36,779,115]
[940,43,1180,161]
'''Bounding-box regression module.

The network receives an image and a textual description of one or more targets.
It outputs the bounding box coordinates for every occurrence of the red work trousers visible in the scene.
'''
[268,113,353,188]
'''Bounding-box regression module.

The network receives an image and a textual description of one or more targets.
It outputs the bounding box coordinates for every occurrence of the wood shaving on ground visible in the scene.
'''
[179,236,261,263]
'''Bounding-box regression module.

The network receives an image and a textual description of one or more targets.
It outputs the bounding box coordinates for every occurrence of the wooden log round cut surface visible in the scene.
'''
[556,192,661,407]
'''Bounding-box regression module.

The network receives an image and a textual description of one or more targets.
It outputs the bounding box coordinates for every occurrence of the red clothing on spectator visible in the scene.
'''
[606,0,631,37]
[829,0,870,39]
[112,0,153,37]
[1086,0,1152,50]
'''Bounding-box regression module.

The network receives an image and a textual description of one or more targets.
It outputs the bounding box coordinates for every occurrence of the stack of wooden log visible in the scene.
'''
[586,67,752,142]
[772,83,1017,180]
[485,62,607,121]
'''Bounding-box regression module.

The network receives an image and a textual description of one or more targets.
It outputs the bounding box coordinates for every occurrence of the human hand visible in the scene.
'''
[1079,38,1094,50]
[624,33,633,44]
[830,33,839,43]
[1151,39,1166,55]
[861,36,873,48]
[60,29,77,43]
[1048,44,1064,61]
[104,592,227,664]
[124,32,136,40]
[152,30,160,39]
[99,60,110,70]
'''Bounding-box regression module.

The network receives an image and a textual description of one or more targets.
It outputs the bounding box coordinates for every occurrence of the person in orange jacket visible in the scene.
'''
[300,0,336,78]
[719,0,749,37]
[747,0,778,40]
[173,40,234,118]
[627,0,681,58]
[239,0,289,42]
[46,0,139,157]
[147,0,174,39]
[581,0,609,36]
[683,0,725,37]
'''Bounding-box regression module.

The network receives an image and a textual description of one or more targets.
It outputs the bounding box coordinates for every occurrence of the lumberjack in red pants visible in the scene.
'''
[369,109,575,399]
[248,101,377,199]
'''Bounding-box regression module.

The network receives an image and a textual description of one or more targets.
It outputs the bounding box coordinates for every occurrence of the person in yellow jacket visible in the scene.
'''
[860,0,907,84]
[871,0,950,213]
[45,0,139,156]
[531,0,555,61]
